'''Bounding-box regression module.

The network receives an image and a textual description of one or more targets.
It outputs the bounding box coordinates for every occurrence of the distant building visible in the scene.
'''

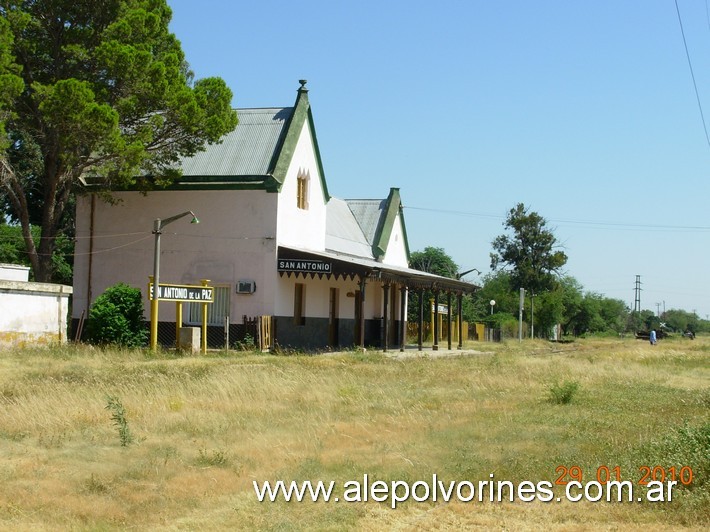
[72,82,476,350]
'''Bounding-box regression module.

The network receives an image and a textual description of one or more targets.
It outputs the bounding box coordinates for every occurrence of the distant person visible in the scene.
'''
[650,329,657,346]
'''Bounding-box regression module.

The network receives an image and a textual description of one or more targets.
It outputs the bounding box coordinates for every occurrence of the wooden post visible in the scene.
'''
[176,301,182,350]
[201,279,210,354]
[447,292,452,350]
[382,284,389,351]
[358,277,366,349]
[433,290,439,351]
[457,293,464,350]
[418,289,424,351]
[399,286,407,352]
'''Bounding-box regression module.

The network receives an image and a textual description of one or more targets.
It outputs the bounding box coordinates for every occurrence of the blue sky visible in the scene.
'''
[168,0,710,318]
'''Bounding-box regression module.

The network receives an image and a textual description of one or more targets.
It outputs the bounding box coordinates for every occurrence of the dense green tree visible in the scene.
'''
[534,288,565,338]
[639,310,658,332]
[663,308,701,334]
[0,0,238,282]
[598,297,628,334]
[410,246,459,278]
[490,203,568,338]
[0,15,22,148]
[490,203,568,295]
[0,221,72,283]
[408,246,458,323]
[474,270,517,323]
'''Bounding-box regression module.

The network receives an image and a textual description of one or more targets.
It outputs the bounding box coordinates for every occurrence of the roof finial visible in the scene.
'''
[298,79,308,92]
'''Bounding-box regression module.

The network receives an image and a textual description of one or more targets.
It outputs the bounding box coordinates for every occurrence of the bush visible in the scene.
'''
[86,283,148,347]
[548,380,580,404]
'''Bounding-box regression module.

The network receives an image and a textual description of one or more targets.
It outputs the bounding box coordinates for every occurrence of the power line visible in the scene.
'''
[675,0,710,148]
[404,205,710,232]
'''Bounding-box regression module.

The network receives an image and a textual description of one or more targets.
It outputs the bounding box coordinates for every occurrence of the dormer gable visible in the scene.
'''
[270,80,330,199]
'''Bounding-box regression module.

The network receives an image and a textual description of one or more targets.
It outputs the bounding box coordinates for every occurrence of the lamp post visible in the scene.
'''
[456,267,481,280]
[489,300,496,342]
[150,211,199,351]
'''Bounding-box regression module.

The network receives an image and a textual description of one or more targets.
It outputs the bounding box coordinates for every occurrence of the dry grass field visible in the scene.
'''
[0,336,708,530]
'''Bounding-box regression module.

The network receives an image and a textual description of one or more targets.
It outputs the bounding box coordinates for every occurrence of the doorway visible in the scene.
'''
[328,287,339,347]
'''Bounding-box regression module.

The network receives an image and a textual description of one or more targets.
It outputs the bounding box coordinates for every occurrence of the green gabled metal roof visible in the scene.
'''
[179,107,292,178]
[345,188,410,262]
[346,199,384,247]
[174,81,329,197]
[270,81,330,199]
[326,197,374,258]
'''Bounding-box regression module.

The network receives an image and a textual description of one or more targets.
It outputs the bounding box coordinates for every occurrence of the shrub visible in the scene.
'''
[105,395,133,447]
[86,283,148,347]
[548,380,580,404]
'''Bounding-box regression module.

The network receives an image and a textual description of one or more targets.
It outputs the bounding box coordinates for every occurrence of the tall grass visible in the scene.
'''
[0,338,708,529]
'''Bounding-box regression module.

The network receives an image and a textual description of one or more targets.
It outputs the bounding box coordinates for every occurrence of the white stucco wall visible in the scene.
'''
[274,275,404,321]
[276,119,328,252]
[0,281,72,347]
[0,264,30,282]
[275,275,363,319]
[381,213,409,267]
[73,190,279,322]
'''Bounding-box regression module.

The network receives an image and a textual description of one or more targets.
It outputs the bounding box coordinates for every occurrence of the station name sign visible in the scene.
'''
[278,259,332,274]
[149,283,214,302]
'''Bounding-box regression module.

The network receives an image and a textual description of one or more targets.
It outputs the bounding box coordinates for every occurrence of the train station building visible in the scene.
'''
[72,81,477,350]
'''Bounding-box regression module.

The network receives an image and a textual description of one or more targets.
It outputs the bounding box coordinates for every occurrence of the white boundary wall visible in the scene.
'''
[0,279,72,348]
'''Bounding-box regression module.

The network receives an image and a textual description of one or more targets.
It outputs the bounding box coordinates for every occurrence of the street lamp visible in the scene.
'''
[456,267,481,280]
[150,210,199,351]
[490,299,496,315]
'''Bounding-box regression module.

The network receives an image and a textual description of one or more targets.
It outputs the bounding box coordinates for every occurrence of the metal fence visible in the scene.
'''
[74,315,272,351]
[155,315,273,350]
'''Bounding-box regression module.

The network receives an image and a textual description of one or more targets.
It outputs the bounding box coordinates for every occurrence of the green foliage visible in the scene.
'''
[472,268,639,338]
[410,246,459,278]
[86,283,148,348]
[0,222,73,283]
[408,246,460,323]
[664,308,703,334]
[637,422,710,511]
[490,203,568,294]
[1,0,238,281]
[598,297,629,334]
[196,448,229,467]
[0,222,24,264]
[0,15,23,150]
[548,380,580,404]
[105,395,133,447]
[535,289,564,337]
[474,271,517,318]
[233,333,256,351]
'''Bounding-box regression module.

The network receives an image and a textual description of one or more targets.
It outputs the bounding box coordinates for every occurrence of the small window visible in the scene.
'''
[297,172,309,210]
[187,285,230,326]
[294,283,306,326]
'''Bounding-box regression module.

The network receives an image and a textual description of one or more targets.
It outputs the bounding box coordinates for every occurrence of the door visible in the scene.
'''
[354,290,362,346]
[328,287,339,347]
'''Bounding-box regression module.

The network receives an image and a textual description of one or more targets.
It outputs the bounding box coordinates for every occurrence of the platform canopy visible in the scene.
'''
[278,246,479,294]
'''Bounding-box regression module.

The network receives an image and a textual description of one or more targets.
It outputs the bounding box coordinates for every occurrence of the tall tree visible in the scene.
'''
[408,246,460,323]
[0,15,23,178]
[0,0,238,281]
[490,203,568,294]
[410,246,459,278]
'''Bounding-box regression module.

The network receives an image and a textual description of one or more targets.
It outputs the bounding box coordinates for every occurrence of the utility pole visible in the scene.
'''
[633,275,642,314]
